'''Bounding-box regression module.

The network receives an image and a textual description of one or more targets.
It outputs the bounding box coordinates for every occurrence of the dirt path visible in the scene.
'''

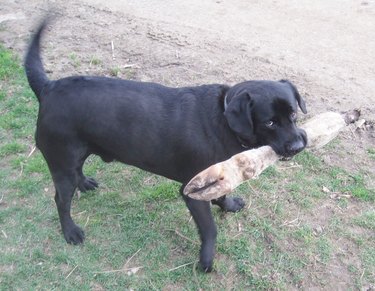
[2,0,375,113]
[83,0,375,113]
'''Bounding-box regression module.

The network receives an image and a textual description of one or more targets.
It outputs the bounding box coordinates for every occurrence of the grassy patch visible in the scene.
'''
[109,66,121,77]
[141,180,180,200]
[0,141,27,157]
[353,211,375,230]
[368,148,375,160]
[0,46,23,79]
[89,56,102,66]
[69,52,81,68]
[1,45,374,290]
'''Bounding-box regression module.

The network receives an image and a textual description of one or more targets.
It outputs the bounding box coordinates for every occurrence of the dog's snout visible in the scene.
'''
[286,139,305,155]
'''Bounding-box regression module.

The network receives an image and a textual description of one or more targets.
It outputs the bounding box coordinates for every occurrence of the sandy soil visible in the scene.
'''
[1,0,374,288]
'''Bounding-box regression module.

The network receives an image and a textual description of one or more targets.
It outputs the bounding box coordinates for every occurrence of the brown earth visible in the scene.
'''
[1,0,374,289]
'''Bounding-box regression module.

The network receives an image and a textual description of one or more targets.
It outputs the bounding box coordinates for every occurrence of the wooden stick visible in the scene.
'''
[168,261,197,272]
[111,41,115,61]
[183,111,359,200]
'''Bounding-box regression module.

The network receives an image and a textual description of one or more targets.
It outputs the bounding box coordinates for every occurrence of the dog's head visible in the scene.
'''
[224,79,307,157]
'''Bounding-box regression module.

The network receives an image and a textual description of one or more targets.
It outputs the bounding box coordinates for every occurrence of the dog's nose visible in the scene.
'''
[286,139,305,155]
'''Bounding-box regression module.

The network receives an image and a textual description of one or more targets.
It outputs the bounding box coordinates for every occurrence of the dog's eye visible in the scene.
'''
[290,112,297,120]
[265,121,274,128]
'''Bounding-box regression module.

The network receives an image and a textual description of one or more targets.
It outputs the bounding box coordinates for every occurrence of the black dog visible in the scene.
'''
[25,20,307,272]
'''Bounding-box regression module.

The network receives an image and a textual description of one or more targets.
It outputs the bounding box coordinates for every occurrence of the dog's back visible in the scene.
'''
[25,20,234,183]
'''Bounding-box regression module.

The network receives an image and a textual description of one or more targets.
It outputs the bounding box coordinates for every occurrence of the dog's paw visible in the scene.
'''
[199,259,213,273]
[213,196,245,212]
[78,176,98,192]
[199,244,214,273]
[63,225,85,245]
[228,197,245,212]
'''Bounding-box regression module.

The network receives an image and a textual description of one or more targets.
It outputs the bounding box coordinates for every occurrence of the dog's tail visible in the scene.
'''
[24,18,50,102]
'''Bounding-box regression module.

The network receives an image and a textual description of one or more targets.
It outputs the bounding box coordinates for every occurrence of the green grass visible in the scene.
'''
[353,210,375,230]
[1,44,374,290]
[110,66,121,77]
[368,148,375,160]
[90,56,102,66]
[69,52,81,68]
[0,141,27,157]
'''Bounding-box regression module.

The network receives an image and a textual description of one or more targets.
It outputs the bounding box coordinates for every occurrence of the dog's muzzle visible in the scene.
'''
[283,129,307,157]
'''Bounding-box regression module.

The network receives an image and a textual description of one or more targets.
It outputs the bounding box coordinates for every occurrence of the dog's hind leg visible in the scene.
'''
[77,146,117,192]
[77,161,99,193]
[52,169,85,244]
[78,175,99,192]
[40,141,89,244]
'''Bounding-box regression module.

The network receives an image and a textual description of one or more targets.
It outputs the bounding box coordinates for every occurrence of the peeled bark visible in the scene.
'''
[183,111,359,200]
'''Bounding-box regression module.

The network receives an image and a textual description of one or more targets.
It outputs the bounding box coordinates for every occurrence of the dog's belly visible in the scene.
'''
[87,131,211,183]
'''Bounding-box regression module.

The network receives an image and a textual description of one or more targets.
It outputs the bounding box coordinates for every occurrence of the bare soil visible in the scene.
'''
[1,0,374,288]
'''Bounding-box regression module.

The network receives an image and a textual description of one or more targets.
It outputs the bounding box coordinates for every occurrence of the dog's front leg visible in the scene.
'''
[211,195,245,212]
[181,186,217,272]
[53,172,85,244]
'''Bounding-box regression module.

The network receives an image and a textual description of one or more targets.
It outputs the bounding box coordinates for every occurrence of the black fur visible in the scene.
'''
[24,19,307,272]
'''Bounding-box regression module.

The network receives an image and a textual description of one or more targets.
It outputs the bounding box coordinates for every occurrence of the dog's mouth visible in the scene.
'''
[278,150,302,159]
[275,150,299,159]
[270,134,307,158]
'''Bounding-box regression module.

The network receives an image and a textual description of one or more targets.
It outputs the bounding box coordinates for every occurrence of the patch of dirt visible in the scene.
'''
[295,200,370,290]
[1,0,374,289]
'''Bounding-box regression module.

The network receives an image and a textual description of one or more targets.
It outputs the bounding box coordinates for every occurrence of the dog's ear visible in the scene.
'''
[224,92,254,140]
[280,79,307,114]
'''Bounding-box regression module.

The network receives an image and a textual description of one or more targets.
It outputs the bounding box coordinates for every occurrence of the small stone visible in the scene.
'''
[322,186,330,193]
[313,225,324,235]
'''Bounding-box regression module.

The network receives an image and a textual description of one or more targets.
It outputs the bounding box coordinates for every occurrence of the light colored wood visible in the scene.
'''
[302,111,346,149]
[183,112,348,200]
